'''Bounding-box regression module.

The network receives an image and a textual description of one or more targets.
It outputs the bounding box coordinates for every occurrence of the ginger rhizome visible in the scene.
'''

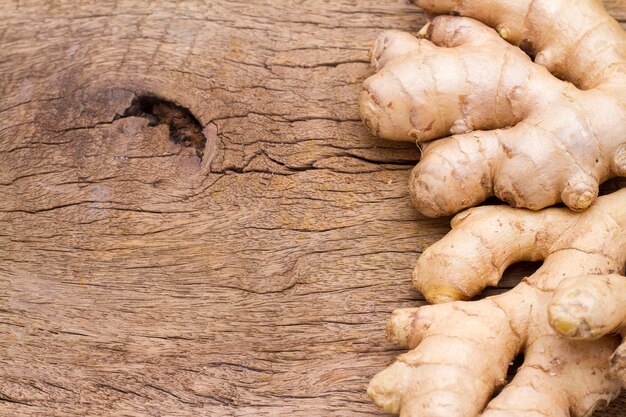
[362,1,626,415]
[369,189,626,416]
[360,0,626,217]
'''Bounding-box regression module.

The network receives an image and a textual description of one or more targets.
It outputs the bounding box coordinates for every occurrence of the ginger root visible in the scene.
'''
[369,189,626,416]
[360,0,626,217]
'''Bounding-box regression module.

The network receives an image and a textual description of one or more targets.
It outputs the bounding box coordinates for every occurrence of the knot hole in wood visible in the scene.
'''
[117,94,208,160]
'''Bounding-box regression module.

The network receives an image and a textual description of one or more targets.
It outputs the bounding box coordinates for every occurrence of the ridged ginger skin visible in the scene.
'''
[360,0,626,217]
[370,189,626,417]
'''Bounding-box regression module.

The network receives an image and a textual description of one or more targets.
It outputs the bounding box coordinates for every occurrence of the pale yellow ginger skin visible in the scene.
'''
[360,0,626,217]
[370,189,626,416]
[549,275,626,384]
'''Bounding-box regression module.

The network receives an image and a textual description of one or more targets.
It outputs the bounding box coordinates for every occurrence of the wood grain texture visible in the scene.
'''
[0,1,625,415]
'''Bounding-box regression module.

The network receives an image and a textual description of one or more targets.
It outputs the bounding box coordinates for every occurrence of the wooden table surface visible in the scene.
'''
[1,1,625,415]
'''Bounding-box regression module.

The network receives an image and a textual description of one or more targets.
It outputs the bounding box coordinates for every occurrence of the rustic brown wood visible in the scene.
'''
[1,1,625,415]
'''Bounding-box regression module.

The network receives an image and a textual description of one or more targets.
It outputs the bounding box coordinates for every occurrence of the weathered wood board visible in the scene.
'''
[1,1,625,415]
